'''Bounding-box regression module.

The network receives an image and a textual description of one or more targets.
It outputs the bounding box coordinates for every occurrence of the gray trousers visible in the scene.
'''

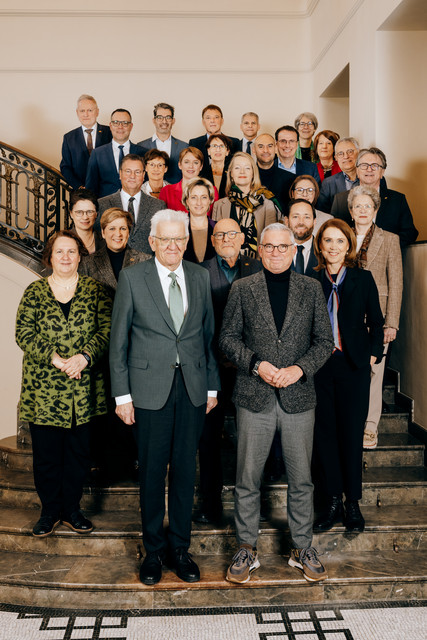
[235,399,315,549]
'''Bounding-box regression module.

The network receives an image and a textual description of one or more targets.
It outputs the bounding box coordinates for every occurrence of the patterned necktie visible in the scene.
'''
[118,145,125,168]
[128,196,135,223]
[295,245,304,274]
[168,272,184,333]
[85,129,93,155]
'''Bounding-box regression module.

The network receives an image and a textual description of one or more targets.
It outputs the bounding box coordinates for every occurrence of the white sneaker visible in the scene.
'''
[363,430,378,449]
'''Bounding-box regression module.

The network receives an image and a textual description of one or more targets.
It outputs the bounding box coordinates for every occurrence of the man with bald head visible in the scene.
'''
[194,219,262,524]
[254,134,294,214]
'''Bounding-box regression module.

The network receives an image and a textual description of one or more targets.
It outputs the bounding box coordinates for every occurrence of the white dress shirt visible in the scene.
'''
[120,190,142,222]
[112,139,131,171]
[152,134,172,158]
[293,236,313,272]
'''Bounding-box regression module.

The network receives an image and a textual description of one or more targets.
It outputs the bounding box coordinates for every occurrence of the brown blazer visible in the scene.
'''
[212,197,278,249]
[363,226,402,329]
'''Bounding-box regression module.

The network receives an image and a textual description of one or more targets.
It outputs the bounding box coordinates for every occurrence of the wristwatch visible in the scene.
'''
[252,360,262,377]
[82,353,91,367]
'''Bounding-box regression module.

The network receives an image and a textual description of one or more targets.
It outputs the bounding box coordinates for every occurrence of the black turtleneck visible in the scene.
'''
[107,247,126,281]
[264,266,291,333]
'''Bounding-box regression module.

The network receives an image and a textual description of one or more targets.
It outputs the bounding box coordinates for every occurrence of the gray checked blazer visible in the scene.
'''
[219,270,334,414]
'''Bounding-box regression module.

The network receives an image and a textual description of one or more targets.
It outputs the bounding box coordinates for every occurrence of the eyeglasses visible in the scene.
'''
[336,149,356,158]
[210,144,226,150]
[260,243,293,253]
[154,115,173,122]
[353,204,374,211]
[357,163,384,171]
[294,187,315,195]
[298,121,314,128]
[72,210,97,217]
[153,236,188,247]
[122,169,143,176]
[111,120,132,126]
[146,162,166,169]
[212,230,240,240]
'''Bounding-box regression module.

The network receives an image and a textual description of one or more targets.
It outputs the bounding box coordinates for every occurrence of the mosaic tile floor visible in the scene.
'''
[0,601,425,640]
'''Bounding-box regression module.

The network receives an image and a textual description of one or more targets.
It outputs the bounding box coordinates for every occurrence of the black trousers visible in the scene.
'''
[313,351,370,502]
[30,421,91,519]
[135,368,206,554]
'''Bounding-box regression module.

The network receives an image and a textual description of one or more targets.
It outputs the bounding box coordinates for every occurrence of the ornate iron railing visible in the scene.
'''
[0,141,72,258]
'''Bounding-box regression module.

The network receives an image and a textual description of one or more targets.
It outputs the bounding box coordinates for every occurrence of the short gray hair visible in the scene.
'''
[149,209,189,237]
[335,137,360,151]
[356,147,387,170]
[348,185,381,211]
[77,94,97,107]
[260,222,295,245]
[294,112,318,130]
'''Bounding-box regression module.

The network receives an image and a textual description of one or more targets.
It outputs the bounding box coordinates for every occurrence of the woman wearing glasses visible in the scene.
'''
[294,112,318,162]
[348,186,402,450]
[201,134,231,199]
[69,188,103,254]
[289,175,332,235]
[142,149,169,199]
[181,178,217,264]
[312,219,384,533]
[212,152,280,259]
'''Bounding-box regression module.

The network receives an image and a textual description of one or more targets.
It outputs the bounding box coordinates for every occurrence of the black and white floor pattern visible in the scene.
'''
[0,601,425,639]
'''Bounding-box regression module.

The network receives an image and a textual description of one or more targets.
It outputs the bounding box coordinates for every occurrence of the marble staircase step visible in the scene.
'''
[383,385,396,404]
[0,505,426,558]
[362,433,424,467]
[0,547,424,609]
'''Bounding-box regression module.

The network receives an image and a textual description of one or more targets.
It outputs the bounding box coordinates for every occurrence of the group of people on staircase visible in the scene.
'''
[14,95,414,587]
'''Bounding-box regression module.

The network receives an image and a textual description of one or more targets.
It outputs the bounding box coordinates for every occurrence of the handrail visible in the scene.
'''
[0,140,72,259]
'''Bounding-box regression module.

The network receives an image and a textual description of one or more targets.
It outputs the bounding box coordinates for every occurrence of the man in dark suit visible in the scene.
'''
[189,104,240,167]
[85,108,148,198]
[110,209,220,586]
[284,199,318,278]
[194,218,262,524]
[238,112,260,155]
[60,94,112,190]
[275,126,320,185]
[219,222,333,585]
[316,137,359,213]
[138,102,187,184]
[97,154,165,255]
[254,133,294,214]
[330,147,418,248]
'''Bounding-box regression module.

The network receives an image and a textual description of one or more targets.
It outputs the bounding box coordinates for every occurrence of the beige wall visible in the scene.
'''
[0,256,39,440]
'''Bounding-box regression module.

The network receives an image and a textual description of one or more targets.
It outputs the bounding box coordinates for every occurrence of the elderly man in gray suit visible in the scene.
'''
[220,222,333,585]
[109,209,220,587]
[97,154,165,254]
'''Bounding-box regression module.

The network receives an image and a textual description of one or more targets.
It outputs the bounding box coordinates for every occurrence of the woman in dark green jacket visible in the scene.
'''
[16,230,112,538]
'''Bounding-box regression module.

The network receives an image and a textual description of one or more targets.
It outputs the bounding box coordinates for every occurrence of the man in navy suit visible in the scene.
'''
[138,102,187,184]
[317,137,359,213]
[275,126,320,185]
[238,112,260,155]
[85,108,148,198]
[284,199,318,278]
[60,94,112,190]
[189,104,240,167]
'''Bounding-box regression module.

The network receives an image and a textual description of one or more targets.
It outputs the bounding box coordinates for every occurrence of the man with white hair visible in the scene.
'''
[109,209,220,586]
[316,137,360,213]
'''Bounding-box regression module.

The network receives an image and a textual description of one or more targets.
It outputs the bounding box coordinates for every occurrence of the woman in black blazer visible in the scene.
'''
[312,219,384,533]
[182,177,217,264]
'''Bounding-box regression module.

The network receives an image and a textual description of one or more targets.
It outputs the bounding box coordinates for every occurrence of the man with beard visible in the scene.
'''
[284,199,318,278]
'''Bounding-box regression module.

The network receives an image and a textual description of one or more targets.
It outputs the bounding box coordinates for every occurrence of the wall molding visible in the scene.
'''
[0,67,310,75]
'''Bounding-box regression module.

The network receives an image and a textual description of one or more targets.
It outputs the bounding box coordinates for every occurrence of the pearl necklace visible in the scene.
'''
[50,273,79,290]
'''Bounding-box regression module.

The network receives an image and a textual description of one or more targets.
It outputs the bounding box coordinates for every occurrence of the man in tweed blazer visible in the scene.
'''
[219,222,333,585]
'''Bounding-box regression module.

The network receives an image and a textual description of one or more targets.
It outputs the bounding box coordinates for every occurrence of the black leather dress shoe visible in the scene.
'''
[139,552,163,585]
[32,515,60,538]
[344,500,365,532]
[62,511,93,534]
[314,496,344,531]
[171,548,200,583]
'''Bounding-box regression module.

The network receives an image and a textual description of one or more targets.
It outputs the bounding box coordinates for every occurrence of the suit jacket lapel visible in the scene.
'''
[249,272,278,335]
[144,260,177,334]
[279,272,301,338]
[180,261,195,335]
[366,227,383,268]
[95,246,117,291]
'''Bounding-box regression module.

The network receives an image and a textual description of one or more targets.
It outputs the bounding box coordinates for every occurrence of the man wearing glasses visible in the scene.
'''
[220,222,333,585]
[138,103,188,184]
[275,126,320,185]
[110,210,220,586]
[85,109,147,197]
[331,147,418,248]
[317,137,360,213]
[97,154,165,255]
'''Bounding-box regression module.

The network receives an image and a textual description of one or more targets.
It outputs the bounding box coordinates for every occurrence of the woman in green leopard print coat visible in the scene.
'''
[15,231,112,538]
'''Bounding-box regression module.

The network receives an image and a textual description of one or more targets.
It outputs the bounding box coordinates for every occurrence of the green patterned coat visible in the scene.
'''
[16,276,112,428]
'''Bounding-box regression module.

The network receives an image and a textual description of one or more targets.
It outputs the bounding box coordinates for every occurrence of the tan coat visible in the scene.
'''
[212,197,278,247]
[364,226,403,329]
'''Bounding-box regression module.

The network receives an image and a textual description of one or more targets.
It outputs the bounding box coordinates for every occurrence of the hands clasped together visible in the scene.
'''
[52,352,88,380]
[257,361,303,388]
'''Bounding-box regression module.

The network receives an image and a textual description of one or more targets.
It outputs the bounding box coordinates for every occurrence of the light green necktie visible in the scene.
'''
[168,272,184,333]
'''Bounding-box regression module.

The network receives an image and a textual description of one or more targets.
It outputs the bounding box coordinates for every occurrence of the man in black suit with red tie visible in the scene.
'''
[60,94,112,190]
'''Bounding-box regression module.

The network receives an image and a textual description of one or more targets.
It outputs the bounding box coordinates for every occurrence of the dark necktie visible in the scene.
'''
[85,129,93,155]
[246,140,252,154]
[128,196,135,223]
[295,245,304,274]
[118,145,125,168]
